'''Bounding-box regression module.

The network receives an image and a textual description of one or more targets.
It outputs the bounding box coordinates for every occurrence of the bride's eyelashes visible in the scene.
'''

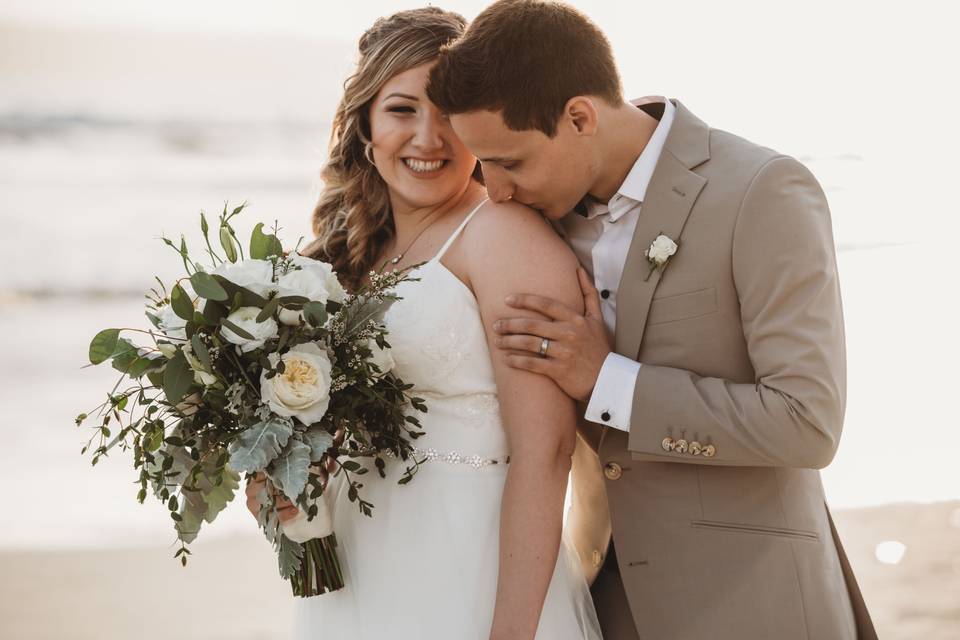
[387,105,416,115]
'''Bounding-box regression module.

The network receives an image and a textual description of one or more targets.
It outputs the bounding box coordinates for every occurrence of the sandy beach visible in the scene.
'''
[2,500,957,639]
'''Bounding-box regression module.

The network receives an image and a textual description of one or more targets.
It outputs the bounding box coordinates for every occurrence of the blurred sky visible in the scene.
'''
[2,0,957,160]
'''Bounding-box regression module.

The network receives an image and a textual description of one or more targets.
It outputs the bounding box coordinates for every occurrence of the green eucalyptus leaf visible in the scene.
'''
[190,271,228,301]
[111,338,163,378]
[145,311,162,330]
[201,301,227,325]
[250,223,283,260]
[170,284,194,321]
[221,318,255,340]
[256,296,281,322]
[89,328,120,364]
[162,349,193,405]
[303,302,327,327]
[250,223,271,260]
[190,334,212,370]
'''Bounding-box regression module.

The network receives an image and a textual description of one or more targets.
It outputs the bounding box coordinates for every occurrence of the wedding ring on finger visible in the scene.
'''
[538,337,550,357]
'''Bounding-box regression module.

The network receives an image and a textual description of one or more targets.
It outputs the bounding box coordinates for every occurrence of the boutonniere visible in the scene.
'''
[643,232,679,281]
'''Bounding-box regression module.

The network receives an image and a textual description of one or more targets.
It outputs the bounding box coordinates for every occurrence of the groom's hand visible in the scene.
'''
[494,268,610,402]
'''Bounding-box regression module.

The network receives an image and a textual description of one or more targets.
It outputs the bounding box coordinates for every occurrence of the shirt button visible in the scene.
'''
[600,289,611,299]
[601,411,611,422]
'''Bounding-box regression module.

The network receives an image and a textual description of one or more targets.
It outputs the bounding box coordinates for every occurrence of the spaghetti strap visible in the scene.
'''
[431,197,490,263]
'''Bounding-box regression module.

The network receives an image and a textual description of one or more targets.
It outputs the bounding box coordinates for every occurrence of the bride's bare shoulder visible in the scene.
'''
[464,199,581,308]
[465,199,574,264]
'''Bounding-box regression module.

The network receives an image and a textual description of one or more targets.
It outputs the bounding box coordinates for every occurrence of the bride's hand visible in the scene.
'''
[244,472,300,523]
[244,438,342,524]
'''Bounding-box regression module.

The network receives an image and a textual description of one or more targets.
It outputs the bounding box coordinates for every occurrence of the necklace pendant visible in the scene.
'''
[390,255,401,265]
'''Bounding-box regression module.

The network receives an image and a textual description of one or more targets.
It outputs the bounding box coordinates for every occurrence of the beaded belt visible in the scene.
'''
[385,446,510,469]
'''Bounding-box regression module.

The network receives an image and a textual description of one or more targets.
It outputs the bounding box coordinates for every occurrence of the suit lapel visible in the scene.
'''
[613,100,710,360]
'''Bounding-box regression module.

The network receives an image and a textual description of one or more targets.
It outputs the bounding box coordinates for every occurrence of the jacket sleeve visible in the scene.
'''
[626,156,847,469]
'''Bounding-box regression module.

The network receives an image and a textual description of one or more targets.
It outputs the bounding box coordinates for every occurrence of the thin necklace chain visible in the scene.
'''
[388,212,445,265]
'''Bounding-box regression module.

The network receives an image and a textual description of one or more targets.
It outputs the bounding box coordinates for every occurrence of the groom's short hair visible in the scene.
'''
[427,0,623,137]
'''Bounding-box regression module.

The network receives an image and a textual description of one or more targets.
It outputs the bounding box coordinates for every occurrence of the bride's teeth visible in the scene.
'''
[404,158,445,173]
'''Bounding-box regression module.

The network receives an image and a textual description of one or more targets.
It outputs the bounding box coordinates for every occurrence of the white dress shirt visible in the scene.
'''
[555,99,676,432]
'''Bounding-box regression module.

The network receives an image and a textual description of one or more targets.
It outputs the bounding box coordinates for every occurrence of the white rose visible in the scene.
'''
[260,341,333,425]
[157,342,178,359]
[646,235,678,265]
[278,307,304,326]
[221,306,279,353]
[280,491,333,542]
[283,254,347,304]
[156,303,188,341]
[213,258,276,298]
[182,341,218,386]
[366,339,395,376]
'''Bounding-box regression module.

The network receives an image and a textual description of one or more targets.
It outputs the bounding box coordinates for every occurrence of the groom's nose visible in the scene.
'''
[483,172,515,203]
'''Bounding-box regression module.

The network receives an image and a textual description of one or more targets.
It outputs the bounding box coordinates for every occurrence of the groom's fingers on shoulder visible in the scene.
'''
[506,293,571,319]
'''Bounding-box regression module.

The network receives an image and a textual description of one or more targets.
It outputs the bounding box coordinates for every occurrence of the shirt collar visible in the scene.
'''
[584,99,676,222]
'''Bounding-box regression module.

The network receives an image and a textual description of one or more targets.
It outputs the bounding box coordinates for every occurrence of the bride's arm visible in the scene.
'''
[463,202,583,640]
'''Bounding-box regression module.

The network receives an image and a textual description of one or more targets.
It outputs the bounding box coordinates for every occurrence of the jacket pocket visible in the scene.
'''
[691,519,820,542]
[647,286,718,326]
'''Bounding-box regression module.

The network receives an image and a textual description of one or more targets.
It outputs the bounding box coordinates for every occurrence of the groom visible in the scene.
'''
[428,1,876,638]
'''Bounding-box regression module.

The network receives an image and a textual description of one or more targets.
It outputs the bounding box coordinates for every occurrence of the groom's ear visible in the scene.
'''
[564,96,600,137]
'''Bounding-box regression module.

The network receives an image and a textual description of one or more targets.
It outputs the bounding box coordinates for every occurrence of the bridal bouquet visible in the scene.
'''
[75,203,427,597]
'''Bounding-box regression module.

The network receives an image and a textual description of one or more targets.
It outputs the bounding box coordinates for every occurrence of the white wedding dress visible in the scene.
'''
[292,199,602,639]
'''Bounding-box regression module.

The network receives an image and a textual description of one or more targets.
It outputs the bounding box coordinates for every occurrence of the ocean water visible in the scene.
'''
[1,22,958,551]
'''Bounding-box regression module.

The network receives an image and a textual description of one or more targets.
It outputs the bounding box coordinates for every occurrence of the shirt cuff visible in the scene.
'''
[584,353,642,432]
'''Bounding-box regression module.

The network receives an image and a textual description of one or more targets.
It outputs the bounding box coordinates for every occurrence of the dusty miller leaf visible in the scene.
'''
[267,437,311,501]
[227,417,293,473]
[277,534,304,579]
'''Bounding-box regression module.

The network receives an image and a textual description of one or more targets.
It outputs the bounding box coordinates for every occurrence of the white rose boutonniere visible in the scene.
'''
[643,232,679,281]
[260,341,333,425]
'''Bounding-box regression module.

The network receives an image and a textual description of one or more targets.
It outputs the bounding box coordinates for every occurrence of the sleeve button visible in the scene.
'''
[601,411,611,422]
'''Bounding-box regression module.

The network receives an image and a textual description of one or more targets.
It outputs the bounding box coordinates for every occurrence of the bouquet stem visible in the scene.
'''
[290,534,344,597]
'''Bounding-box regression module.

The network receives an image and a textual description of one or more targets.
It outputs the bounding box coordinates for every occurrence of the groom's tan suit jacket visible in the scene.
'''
[567,100,877,639]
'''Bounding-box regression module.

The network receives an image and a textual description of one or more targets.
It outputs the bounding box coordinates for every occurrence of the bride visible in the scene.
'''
[247,8,601,639]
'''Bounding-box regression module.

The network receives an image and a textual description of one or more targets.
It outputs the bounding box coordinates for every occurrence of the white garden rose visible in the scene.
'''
[157,342,178,359]
[278,307,304,326]
[182,341,218,386]
[282,254,347,304]
[221,306,279,353]
[366,339,395,376]
[646,235,679,265]
[212,258,276,298]
[156,303,188,341]
[260,341,333,425]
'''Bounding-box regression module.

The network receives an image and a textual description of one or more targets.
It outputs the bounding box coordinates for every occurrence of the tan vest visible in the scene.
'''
[566,99,877,639]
